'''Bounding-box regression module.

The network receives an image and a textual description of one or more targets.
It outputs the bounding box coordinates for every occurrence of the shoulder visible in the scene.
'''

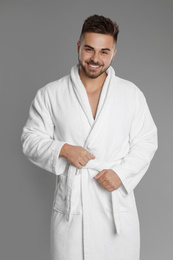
[114,75,146,101]
[39,74,70,95]
[115,75,140,92]
[31,74,70,109]
[33,74,70,104]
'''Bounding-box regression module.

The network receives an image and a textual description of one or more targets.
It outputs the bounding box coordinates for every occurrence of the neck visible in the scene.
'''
[79,67,107,92]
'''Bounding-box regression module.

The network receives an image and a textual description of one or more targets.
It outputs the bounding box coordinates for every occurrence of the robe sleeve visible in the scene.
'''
[113,89,158,196]
[21,88,67,175]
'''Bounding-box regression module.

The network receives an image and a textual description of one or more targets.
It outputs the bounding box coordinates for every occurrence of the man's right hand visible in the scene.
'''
[60,144,95,169]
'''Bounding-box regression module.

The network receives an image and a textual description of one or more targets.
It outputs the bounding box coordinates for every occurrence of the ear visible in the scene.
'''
[77,41,80,53]
[112,48,117,60]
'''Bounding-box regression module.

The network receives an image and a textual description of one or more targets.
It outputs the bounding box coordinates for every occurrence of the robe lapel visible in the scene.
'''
[68,65,121,235]
[70,64,115,149]
[70,65,94,127]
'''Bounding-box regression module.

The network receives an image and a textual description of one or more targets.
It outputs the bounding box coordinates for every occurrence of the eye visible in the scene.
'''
[86,48,92,52]
[102,51,108,55]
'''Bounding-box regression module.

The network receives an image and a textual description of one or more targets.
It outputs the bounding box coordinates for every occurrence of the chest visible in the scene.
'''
[87,89,102,119]
[51,85,134,149]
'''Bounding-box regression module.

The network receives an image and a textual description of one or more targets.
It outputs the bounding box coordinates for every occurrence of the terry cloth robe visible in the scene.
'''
[21,64,158,260]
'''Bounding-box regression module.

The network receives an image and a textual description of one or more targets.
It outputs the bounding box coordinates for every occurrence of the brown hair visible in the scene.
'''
[79,14,119,44]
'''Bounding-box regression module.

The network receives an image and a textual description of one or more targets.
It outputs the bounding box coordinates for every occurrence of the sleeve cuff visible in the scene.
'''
[51,141,69,175]
[112,165,131,196]
[118,184,128,197]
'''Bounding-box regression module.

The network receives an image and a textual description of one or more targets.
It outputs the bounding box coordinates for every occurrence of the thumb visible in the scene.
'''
[91,154,95,159]
[94,170,106,179]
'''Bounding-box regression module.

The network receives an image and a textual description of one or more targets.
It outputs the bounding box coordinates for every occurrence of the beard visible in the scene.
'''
[78,55,112,79]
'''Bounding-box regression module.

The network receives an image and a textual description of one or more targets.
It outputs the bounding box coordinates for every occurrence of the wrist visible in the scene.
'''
[60,143,70,158]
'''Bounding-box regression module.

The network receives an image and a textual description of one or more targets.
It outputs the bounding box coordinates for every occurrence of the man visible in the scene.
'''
[21,15,158,260]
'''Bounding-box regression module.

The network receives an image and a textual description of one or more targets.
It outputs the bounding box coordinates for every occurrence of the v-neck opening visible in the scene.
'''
[90,87,104,121]
[70,64,113,126]
[79,73,110,123]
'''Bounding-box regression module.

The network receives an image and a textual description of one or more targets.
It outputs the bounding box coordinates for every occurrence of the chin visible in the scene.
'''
[84,66,105,78]
[85,70,103,79]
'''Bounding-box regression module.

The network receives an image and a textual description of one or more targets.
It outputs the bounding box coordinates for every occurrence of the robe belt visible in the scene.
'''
[65,159,122,234]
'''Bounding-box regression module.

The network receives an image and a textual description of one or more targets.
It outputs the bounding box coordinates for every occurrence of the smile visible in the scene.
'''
[87,63,101,69]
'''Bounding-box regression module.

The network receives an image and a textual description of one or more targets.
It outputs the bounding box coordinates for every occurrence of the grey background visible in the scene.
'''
[0,0,172,259]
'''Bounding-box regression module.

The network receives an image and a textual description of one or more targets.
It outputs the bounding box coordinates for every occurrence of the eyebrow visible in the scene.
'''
[84,45,111,51]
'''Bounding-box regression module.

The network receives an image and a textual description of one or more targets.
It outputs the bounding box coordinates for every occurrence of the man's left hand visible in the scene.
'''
[94,169,122,192]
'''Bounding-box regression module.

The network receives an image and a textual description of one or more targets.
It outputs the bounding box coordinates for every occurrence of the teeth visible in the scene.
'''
[89,64,100,68]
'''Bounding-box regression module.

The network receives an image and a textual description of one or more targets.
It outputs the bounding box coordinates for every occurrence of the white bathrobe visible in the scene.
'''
[21,65,158,260]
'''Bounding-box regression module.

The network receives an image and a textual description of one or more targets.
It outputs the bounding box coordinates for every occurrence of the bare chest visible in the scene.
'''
[87,89,102,119]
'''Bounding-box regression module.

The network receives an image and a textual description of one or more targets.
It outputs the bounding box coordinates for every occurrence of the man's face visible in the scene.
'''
[77,32,117,79]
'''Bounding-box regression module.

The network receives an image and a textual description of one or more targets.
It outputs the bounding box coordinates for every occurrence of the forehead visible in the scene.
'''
[81,32,115,49]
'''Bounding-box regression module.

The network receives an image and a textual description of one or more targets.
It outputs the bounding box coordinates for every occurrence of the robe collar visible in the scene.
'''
[70,64,116,126]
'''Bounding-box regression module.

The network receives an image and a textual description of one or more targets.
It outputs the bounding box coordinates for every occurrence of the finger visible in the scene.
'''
[79,159,87,166]
[98,180,108,187]
[75,162,82,169]
[99,182,110,190]
[83,157,88,163]
[83,156,90,164]
[98,177,107,184]
[94,170,106,179]
[106,187,115,192]
[90,154,95,159]
[87,153,95,160]
[102,183,113,191]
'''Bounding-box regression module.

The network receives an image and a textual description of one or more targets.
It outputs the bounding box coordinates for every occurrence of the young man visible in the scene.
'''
[21,15,158,260]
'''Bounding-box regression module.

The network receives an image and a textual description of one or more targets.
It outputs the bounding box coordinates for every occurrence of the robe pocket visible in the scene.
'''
[53,174,81,215]
[50,209,71,260]
[51,209,68,236]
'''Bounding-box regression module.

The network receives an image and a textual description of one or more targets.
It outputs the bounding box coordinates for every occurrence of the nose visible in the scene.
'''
[91,51,99,63]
